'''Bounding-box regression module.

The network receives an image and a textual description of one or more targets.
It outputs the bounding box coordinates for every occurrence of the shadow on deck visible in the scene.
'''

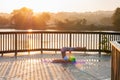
[0,52,111,80]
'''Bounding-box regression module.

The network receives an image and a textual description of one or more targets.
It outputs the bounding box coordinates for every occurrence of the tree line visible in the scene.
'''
[0,7,120,30]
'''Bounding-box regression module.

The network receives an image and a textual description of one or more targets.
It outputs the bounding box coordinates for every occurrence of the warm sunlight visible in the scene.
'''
[27,29,33,32]
[0,0,119,80]
[0,0,119,13]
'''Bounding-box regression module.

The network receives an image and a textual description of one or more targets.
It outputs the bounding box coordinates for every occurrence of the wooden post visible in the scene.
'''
[41,33,43,54]
[69,33,72,48]
[111,41,120,80]
[15,33,17,58]
[2,34,4,57]
[99,33,101,57]
[1,53,3,57]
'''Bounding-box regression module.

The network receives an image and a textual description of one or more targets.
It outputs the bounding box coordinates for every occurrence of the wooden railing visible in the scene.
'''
[0,31,120,57]
[110,41,120,80]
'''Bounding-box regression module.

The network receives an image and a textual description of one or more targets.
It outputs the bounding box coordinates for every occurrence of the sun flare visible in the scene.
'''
[28,29,33,32]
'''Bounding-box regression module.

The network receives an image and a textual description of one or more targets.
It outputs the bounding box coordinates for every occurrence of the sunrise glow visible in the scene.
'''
[0,0,120,13]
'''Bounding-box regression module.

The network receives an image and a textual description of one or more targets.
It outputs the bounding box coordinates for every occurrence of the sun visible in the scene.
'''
[27,29,33,32]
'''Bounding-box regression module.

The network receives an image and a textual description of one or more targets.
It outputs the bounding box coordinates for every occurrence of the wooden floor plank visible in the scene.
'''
[0,62,5,77]
[3,62,9,79]
[40,59,46,80]
[37,58,42,80]
[49,58,58,80]
[43,59,51,80]
[51,58,74,80]
[45,58,55,80]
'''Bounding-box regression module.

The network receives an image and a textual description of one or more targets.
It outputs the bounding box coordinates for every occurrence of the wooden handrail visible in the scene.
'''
[0,31,120,57]
[110,41,120,80]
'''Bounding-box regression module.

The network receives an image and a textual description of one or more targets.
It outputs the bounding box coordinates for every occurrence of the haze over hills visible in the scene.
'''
[51,11,114,26]
[0,10,116,30]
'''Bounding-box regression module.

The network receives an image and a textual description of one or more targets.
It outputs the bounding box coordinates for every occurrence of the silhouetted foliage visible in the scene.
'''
[112,8,120,27]
[10,7,51,29]
[32,12,50,29]
[11,7,33,29]
[0,16,9,25]
[100,17,112,26]
[75,18,87,26]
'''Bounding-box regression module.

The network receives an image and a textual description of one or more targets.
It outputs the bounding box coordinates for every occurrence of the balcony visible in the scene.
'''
[0,31,120,80]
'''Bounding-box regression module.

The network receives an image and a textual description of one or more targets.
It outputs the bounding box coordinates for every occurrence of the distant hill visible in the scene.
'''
[51,11,114,26]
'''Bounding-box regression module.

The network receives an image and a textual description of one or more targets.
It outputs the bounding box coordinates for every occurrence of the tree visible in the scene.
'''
[40,12,50,22]
[0,16,9,25]
[81,18,87,25]
[112,8,120,27]
[76,18,87,26]
[11,7,33,29]
[32,12,50,29]
[100,17,112,26]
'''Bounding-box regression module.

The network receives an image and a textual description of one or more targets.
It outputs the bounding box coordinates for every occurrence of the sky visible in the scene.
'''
[0,0,120,13]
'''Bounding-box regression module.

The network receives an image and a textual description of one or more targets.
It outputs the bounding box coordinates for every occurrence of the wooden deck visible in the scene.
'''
[0,53,111,80]
[0,53,75,80]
